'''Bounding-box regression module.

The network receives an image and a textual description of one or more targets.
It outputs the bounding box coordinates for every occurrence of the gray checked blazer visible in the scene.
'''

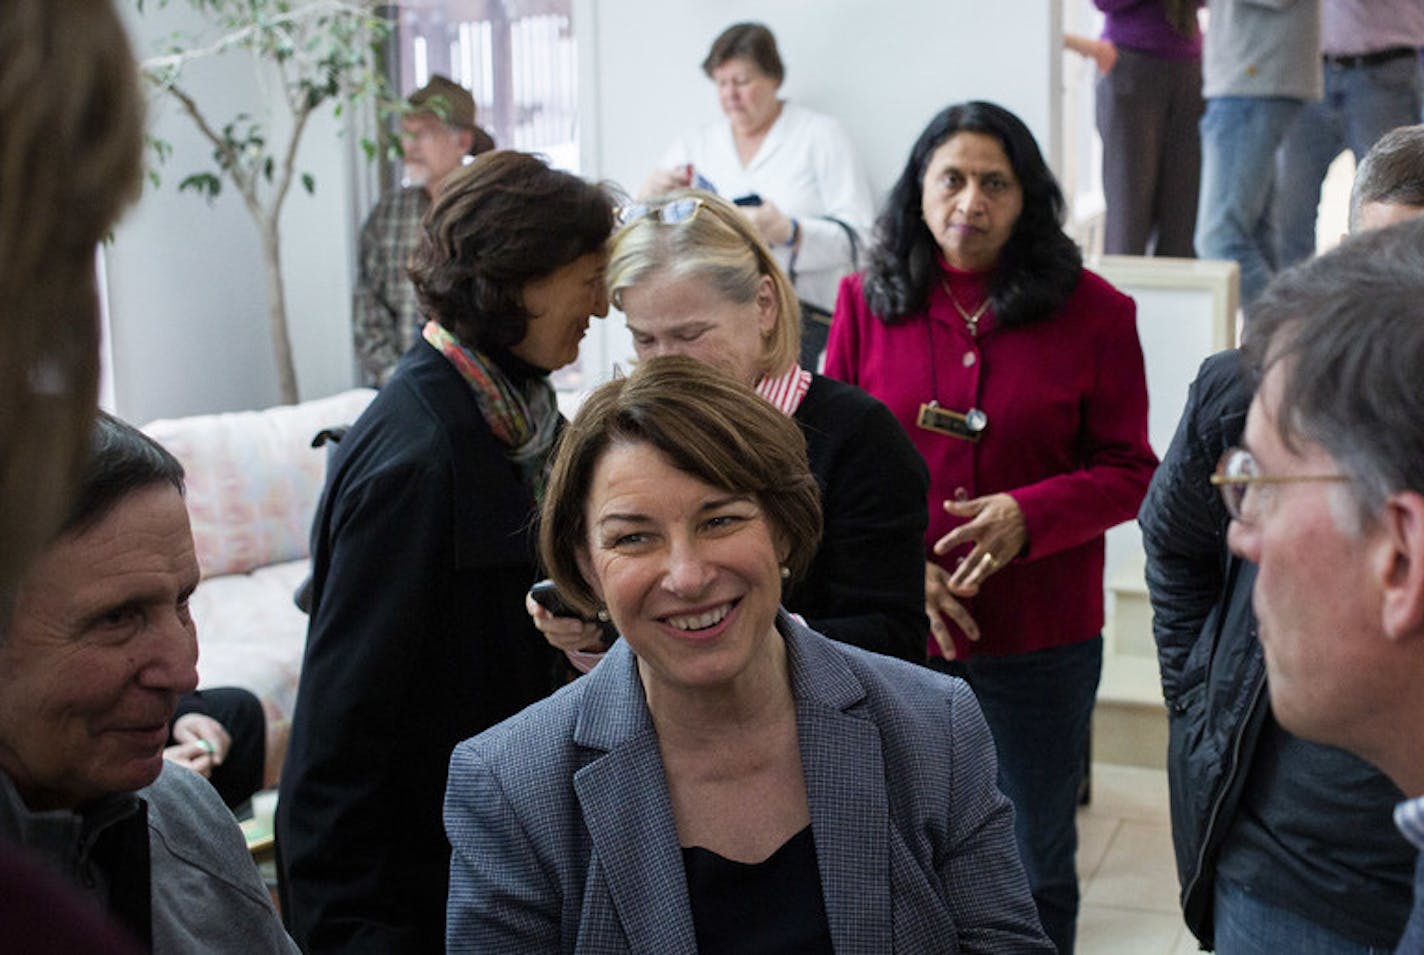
[444,612,1051,953]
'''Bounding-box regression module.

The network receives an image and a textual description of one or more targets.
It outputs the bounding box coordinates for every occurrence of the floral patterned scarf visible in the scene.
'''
[423,320,561,502]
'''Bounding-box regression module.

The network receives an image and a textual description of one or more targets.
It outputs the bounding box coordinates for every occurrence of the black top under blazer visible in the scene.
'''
[788,374,930,662]
[444,613,1053,953]
[277,341,559,953]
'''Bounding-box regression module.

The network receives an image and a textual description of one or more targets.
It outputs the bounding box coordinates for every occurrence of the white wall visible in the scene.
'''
[106,3,359,425]
[574,0,1063,376]
[106,1,1063,421]
[577,0,1062,199]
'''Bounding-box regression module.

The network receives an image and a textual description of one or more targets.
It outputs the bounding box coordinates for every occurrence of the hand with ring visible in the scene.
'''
[163,713,231,779]
[934,492,1027,597]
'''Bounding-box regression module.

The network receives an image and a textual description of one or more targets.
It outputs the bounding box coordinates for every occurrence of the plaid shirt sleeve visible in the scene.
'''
[354,188,429,386]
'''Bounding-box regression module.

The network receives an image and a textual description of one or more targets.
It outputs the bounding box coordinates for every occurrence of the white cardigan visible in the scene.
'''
[659,102,876,312]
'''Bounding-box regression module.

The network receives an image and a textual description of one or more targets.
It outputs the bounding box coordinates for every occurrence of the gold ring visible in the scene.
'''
[980,552,1000,569]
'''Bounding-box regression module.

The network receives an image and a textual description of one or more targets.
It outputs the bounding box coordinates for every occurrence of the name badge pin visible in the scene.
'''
[916,401,988,442]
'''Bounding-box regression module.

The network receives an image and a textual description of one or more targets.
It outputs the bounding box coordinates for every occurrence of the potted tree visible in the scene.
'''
[136,0,395,403]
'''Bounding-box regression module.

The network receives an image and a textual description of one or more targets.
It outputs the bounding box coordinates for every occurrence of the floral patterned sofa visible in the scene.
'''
[143,388,376,786]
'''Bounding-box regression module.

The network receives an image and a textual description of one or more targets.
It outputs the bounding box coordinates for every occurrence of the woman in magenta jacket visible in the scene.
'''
[825,100,1157,955]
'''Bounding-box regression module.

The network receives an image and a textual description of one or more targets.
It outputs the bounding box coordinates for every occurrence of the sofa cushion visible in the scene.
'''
[187,558,313,787]
[143,389,375,579]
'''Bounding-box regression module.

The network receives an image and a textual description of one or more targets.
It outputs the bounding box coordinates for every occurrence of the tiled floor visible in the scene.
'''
[1076,763,1202,955]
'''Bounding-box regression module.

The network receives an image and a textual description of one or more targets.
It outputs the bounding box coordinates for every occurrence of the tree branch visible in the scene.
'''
[272,100,316,223]
[160,81,263,219]
[140,0,375,77]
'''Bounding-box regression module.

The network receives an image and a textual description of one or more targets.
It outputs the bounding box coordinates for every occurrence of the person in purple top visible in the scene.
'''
[1087,1,1204,257]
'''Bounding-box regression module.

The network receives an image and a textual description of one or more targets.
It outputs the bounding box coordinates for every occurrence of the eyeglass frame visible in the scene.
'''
[615,196,707,228]
[609,192,785,314]
[1209,445,1350,523]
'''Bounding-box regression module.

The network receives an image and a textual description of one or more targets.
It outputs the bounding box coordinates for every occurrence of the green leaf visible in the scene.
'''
[301,173,315,195]
[178,172,223,204]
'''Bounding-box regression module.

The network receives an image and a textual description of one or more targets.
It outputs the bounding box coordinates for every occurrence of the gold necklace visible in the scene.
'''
[940,278,990,337]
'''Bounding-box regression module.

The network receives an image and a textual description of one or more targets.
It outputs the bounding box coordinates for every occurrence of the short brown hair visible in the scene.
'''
[409,151,615,352]
[0,0,145,598]
[701,22,784,83]
[540,355,821,615]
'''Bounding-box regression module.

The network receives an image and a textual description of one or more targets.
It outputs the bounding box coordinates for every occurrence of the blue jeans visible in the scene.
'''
[956,636,1102,955]
[1214,877,1393,954]
[1195,96,1305,308]
[1274,54,1424,268]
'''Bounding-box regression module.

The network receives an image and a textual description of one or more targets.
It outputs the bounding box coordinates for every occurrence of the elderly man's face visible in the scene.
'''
[0,484,200,809]
[400,113,469,191]
[1227,363,1394,750]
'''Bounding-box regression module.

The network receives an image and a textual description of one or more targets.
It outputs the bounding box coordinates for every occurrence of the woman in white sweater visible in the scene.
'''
[641,21,875,367]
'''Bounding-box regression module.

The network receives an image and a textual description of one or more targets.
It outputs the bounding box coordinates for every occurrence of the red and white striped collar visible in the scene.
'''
[755,365,813,417]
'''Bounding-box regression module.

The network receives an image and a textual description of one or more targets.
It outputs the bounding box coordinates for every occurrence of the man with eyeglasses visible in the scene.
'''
[1139,129,1424,953]
[1230,214,1424,952]
[353,76,495,387]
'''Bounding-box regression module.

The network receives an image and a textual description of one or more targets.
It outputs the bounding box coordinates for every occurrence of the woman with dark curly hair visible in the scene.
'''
[825,101,1157,955]
[277,151,615,952]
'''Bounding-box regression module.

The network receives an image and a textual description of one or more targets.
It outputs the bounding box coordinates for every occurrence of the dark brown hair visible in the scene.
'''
[701,22,785,83]
[866,100,1081,328]
[408,150,615,352]
[1244,215,1424,527]
[540,356,821,616]
[1349,124,1424,231]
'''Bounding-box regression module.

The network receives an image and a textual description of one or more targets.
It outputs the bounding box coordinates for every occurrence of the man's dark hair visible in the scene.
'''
[408,150,614,353]
[864,100,1082,328]
[701,22,785,83]
[1349,124,1424,231]
[62,410,185,537]
[2,411,183,623]
[1244,215,1424,524]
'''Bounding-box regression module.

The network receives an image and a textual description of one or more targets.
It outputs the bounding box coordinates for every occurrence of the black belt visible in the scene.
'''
[1322,47,1417,69]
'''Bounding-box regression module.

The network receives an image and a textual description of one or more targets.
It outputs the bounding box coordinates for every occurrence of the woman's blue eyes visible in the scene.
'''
[606,514,747,549]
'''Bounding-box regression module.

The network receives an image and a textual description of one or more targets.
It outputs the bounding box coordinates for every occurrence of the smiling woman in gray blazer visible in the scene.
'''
[444,356,1050,953]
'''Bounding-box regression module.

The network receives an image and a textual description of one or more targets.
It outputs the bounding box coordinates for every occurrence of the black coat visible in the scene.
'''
[276,341,558,953]
[1138,348,1260,944]
[1140,350,1411,948]
[789,375,930,663]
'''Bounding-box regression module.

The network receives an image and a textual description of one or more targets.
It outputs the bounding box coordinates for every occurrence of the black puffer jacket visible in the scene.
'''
[1141,350,1414,949]
[1138,349,1258,945]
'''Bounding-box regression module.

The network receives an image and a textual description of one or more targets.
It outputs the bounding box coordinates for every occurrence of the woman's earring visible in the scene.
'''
[596,607,611,622]
[779,565,790,580]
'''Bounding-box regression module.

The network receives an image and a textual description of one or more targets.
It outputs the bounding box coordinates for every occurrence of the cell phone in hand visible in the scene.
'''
[732,193,763,207]
[529,579,619,646]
